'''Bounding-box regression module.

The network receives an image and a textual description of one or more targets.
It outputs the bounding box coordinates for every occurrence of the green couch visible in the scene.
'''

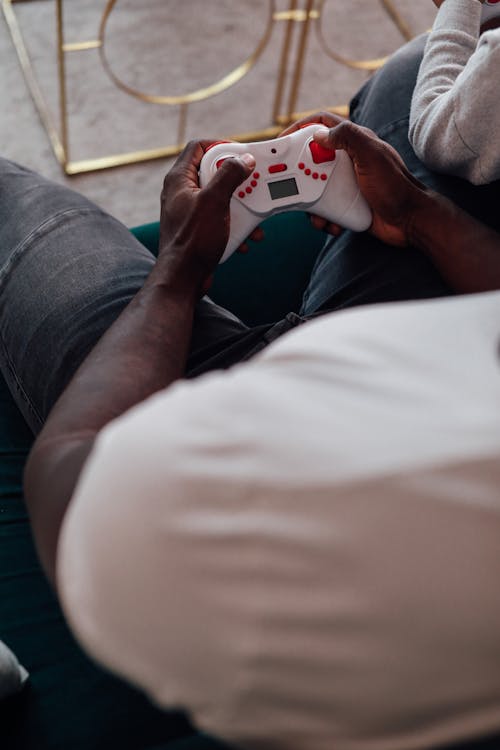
[1,213,497,749]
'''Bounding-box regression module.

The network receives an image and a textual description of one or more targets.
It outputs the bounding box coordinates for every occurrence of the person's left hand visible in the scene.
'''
[158,140,256,295]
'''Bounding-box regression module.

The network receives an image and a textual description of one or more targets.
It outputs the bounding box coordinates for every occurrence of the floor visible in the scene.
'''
[0,0,437,228]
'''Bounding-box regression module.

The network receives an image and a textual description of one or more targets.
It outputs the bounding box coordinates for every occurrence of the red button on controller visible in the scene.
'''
[268,163,287,174]
[205,140,232,153]
[309,141,336,165]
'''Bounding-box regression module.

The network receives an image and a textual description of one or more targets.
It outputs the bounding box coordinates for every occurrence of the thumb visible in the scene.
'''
[313,121,370,169]
[206,153,256,200]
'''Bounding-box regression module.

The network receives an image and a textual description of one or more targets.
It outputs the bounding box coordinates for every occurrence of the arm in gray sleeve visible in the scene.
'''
[409,0,500,185]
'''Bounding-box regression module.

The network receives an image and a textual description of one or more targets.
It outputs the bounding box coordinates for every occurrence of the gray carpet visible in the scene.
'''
[0,0,436,227]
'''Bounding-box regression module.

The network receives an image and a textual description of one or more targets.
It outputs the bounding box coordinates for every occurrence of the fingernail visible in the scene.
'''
[240,152,256,168]
[313,127,330,144]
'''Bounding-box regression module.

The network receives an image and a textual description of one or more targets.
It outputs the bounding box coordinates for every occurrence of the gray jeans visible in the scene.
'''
[0,157,305,434]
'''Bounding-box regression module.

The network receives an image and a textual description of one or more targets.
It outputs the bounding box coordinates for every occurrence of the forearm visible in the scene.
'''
[24,257,199,583]
[409,189,500,293]
[39,261,197,440]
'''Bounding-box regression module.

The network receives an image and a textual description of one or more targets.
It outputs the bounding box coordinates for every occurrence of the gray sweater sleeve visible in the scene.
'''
[409,0,500,185]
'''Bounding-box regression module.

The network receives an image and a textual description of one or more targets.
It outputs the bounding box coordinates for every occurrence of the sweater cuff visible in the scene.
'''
[434,0,482,34]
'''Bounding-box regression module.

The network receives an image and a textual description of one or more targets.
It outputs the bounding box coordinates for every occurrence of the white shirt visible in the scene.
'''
[57,291,500,750]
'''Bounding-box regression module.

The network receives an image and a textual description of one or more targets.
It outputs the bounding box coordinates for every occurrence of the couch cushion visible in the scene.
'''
[131,212,326,325]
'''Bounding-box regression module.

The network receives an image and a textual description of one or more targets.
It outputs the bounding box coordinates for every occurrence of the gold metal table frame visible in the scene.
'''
[2,0,415,175]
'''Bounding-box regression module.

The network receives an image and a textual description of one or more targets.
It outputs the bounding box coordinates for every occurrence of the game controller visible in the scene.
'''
[199,124,372,263]
[482,0,500,24]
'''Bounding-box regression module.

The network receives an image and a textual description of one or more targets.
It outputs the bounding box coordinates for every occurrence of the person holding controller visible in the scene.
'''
[1,21,499,750]
[198,123,372,262]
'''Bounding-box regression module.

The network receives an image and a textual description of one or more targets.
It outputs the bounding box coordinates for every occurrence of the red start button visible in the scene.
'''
[309,142,336,165]
[268,163,287,174]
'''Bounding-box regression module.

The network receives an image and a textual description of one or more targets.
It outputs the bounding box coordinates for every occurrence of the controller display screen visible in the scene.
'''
[268,177,299,200]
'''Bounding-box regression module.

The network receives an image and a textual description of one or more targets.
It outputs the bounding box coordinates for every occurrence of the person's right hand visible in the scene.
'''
[312,120,429,248]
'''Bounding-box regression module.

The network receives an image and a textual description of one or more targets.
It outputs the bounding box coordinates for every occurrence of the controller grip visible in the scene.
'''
[313,190,372,232]
[220,202,259,263]
[313,152,372,232]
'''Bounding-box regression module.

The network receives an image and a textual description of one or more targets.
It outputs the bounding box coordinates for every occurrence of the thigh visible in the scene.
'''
[0,159,250,433]
[300,231,451,317]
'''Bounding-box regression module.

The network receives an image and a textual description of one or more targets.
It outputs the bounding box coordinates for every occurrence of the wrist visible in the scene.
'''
[406,189,472,273]
[149,248,208,301]
[406,188,451,250]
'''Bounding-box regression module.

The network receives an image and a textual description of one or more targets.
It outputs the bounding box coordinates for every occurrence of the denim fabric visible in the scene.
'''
[0,161,256,433]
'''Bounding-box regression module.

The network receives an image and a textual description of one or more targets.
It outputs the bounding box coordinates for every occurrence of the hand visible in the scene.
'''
[280,111,348,238]
[313,120,429,247]
[159,140,256,294]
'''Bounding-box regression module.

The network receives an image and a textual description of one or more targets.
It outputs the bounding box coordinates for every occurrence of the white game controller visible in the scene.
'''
[199,124,372,263]
[482,0,500,24]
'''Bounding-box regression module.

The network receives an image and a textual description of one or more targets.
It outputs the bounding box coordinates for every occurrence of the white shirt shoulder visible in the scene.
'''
[57,292,500,750]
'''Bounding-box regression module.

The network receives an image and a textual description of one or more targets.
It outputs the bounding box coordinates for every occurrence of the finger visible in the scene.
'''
[205,153,256,202]
[280,111,345,137]
[316,121,420,190]
[310,214,344,236]
[237,226,264,253]
[313,121,382,170]
[164,140,206,191]
[249,226,264,242]
[326,222,344,237]
[174,139,205,173]
[310,214,328,231]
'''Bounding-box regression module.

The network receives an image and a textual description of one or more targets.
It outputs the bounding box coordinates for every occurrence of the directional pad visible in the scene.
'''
[309,141,336,165]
